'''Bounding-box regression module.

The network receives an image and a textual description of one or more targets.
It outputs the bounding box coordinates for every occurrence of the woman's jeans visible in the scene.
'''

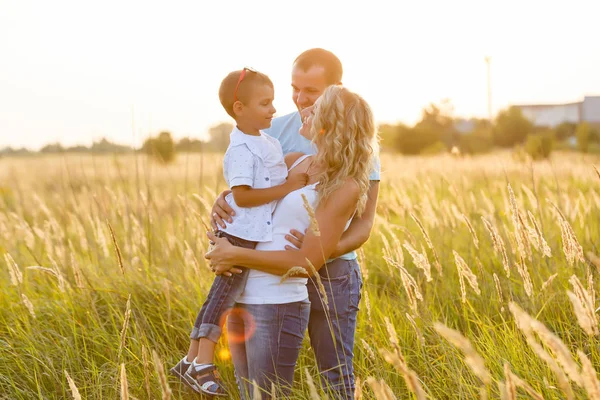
[228,299,310,399]
[307,258,363,400]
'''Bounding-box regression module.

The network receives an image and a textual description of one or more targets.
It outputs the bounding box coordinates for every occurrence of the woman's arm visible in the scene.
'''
[206,180,359,276]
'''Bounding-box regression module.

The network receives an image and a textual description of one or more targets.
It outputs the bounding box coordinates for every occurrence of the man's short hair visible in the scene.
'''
[219,69,273,118]
[293,48,343,85]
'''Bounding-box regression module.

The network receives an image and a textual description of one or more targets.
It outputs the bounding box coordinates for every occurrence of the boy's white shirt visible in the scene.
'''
[221,127,288,242]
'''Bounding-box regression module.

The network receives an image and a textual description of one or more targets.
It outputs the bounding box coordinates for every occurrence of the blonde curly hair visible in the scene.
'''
[310,86,378,215]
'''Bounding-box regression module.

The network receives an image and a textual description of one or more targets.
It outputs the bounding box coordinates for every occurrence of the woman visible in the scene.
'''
[205,85,377,399]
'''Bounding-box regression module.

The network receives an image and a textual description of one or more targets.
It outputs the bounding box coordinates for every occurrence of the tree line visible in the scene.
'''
[0,123,234,162]
[3,103,598,163]
[379,102,599,159]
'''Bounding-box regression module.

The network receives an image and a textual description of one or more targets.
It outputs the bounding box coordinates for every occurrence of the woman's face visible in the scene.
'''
[298,105,315,140]
[298,99,320,141]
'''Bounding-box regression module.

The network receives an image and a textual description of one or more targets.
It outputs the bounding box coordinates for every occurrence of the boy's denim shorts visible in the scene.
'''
[190,231,256,343]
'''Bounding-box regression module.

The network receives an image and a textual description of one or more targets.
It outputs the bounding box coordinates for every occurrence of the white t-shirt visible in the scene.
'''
[221,127,287,242]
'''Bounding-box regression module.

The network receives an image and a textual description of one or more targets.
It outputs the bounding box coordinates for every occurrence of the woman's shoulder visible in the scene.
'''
[337,178,361,199]
[284,152,307,169]
[323,178,360,207]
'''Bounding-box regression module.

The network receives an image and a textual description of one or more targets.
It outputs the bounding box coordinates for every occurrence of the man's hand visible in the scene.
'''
[284,229,306,251]
[211,190,235,230]
[284,228,344,257]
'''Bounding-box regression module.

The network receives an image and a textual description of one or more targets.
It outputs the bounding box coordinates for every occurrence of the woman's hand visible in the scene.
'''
[205,231,243,277]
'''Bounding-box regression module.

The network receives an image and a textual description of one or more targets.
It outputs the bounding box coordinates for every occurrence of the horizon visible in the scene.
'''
[1,0,599,151]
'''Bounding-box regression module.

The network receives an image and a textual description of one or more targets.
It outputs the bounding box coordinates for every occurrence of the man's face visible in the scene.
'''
[291,64,329,112]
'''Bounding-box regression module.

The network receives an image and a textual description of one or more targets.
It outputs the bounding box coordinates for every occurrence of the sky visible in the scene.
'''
[1,0,599,150]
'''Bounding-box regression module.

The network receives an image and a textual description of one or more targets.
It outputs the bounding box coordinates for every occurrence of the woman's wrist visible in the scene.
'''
[228,244,244,265]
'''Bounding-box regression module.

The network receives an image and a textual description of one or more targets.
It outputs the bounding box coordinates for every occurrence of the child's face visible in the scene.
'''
[236,84,276,131]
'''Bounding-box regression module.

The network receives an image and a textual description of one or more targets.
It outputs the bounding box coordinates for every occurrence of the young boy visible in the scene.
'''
[170,68,308,396]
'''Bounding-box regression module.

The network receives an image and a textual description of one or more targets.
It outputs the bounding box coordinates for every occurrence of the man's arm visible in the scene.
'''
[211,190,234,230]
[330,181,379,258]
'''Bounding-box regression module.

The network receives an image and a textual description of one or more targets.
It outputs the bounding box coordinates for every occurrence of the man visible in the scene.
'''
[211,48,380,399]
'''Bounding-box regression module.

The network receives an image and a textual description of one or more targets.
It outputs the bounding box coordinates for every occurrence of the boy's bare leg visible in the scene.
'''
[195,338,216,363]
[186,339,199,362]
[186,338,216,363]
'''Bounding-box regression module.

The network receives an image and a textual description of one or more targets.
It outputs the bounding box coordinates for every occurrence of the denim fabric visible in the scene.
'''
[190,231,256,343]
[227,299,310,400]
[307,258,363,400]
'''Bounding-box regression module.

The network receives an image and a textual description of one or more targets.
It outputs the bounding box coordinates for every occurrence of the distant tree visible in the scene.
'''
[591,127,600,143]
[176,137,206,152]
[493,106,533,147]
[66,145,90,152]
[576,122,591,153]
[554,122,577,141]
[395,103,456,154]
[378,123,401,152]
[91,138,132,153]
[40,143,64,153]
[395,125,426,155]
[207,122,234,152]
[525,130,554,160]
[142,131,176,163]
[0,147,32,156]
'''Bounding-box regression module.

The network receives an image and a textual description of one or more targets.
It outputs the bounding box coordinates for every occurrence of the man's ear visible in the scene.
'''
[232,100,243,116]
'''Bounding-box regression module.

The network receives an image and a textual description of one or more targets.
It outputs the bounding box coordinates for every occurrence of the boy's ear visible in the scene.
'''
[232,100,243,116]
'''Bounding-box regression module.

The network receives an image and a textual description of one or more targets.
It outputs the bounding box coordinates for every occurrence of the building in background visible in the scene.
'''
[515,96,600,127]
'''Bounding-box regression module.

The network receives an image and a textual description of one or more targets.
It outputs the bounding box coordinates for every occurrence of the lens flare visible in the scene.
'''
[217,348,231,360]
[220,307,256,344]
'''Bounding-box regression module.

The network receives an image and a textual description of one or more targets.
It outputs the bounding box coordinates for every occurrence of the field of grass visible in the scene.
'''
[1,151,600,399]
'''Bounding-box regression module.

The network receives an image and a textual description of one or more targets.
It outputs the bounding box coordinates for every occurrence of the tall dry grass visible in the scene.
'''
[1,151,600,398]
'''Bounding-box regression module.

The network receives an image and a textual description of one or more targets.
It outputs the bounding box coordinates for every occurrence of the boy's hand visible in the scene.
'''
[211,190,234,230]
[285,173,309,192]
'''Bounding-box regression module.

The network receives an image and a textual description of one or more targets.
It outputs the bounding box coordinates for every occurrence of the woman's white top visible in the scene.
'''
[221,127,288,242]
[236,155,314,304]
[237,155,351,305]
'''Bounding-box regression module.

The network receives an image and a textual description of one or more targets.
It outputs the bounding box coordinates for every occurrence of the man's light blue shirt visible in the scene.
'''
[264,111,380,261]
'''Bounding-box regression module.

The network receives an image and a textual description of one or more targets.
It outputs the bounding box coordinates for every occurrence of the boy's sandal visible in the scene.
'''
[188,364,228,397]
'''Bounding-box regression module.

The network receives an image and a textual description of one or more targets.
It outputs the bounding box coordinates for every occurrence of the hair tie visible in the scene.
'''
[319,129,325,135]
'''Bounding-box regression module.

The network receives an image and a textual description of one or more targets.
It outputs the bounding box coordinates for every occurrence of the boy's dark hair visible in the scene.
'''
[293,48,343,85]
[219,69,273,118]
